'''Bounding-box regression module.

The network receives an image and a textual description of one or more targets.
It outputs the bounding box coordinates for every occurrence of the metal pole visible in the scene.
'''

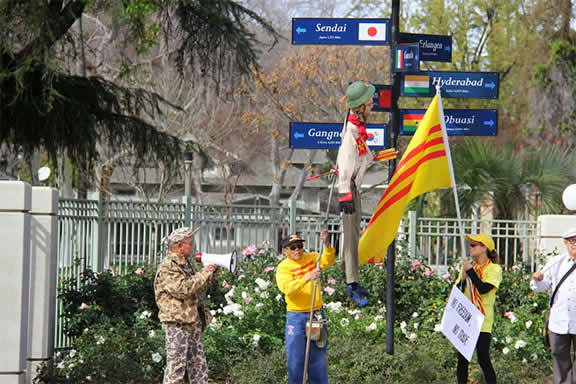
[183,151,193,228]
[386,0,401,356]
[302,171,336,384]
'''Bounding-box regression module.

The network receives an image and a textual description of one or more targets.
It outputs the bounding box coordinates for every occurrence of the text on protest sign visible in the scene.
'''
[441,285,485,362]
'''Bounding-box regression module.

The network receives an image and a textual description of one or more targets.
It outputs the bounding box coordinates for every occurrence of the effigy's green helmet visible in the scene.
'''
[345,81,375,109]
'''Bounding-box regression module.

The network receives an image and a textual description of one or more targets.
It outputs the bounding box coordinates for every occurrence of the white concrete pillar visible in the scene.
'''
[26,188,58,383]
[0,181,31,384]
[538,214,576,258]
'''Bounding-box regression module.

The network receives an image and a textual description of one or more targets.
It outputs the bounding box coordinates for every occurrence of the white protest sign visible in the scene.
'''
[441,285,485,362]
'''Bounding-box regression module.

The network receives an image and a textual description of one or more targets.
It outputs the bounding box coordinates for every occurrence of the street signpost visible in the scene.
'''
[289,122,387,149]
[399,32,452,62]
[292,18,390,45]
[291,1,499,357]
[401,71,499,99]
[400,109,498,136]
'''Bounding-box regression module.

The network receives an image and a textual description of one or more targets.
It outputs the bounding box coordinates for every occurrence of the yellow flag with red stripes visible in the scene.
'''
[358,92,452,265]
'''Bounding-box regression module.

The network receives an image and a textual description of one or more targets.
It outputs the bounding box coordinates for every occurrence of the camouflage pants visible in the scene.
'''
[162,322,208,384]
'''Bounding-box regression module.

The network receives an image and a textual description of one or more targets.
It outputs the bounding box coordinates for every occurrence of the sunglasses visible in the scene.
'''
[469,242,483,248]
[289,243,304,251]
[565,238,576,245]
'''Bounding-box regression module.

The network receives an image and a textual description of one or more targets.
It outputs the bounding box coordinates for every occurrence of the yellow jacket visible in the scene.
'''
[276,247,335,312]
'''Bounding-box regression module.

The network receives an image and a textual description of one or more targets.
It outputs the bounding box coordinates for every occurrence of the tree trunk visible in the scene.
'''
[558,0,573,41]
[289,150,316,201]
[268,135,293,206]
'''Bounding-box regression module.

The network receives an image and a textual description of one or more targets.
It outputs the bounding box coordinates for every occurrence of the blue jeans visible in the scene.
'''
[285,311,328,384]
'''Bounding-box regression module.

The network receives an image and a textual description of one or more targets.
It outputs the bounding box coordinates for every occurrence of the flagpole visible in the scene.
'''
[435,85,473,295]
[302,108,349,384]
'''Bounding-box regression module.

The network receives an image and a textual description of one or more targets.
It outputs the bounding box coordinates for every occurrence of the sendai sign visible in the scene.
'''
[292,18,390,45]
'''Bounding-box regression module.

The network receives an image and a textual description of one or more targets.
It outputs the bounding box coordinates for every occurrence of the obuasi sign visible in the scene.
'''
[400,109,498,136]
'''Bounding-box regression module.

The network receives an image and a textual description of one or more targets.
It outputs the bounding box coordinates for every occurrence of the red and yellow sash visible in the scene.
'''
[469,260,491,315]
[348,113,369,156]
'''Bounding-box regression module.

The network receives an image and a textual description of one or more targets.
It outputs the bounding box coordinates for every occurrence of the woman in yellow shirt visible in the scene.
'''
[455,233,502,384]
[276,229,335,384]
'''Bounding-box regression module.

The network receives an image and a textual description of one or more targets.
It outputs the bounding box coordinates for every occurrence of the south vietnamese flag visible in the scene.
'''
[358,23,387,41]
[358,91,452,265]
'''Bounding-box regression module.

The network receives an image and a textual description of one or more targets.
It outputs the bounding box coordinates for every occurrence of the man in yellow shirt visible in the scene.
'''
[276,229,335,384]
[454,233,502,384]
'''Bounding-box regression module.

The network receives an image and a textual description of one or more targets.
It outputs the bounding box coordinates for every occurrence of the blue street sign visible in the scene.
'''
[399,33,452,62]
[290,122,387,149]
[394,44,419,72]
[400,109,498,136]
[372,85,392,112]
[401,71,499,99]
[292,18,390,45]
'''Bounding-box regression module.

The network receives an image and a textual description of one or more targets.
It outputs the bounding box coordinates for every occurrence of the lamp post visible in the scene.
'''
[562,184,576,212]
[184,150,193,198]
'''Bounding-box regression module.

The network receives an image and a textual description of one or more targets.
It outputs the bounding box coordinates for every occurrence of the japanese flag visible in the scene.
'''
[358,23,387,41]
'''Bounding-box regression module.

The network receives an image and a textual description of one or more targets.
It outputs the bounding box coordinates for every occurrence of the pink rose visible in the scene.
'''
[135,267,144,275]
[264,266,275,273]
[411,261,422,271]
[423,268,433,277]
[327,278,336,285]
[80,302,89,310]
[238,274,245,281]
[242,245,258,257]
[222,280,231,289]
[323,287,335,296]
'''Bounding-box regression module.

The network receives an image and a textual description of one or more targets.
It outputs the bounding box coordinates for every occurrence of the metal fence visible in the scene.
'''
[401,211,539,269]
[55,196,539,348]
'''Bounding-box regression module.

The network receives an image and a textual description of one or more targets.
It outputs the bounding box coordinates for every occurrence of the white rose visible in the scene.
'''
[515,340,527,349]
[366,322,377,331]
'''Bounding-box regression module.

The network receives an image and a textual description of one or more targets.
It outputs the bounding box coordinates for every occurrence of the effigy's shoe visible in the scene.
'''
[355,284,370,298]
[347,285,369,307]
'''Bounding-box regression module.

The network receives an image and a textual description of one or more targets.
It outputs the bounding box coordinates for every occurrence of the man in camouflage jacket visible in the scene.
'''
[154,227,219,384]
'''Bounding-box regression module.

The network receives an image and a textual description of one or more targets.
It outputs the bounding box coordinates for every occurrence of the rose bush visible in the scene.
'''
[35,244,553,383]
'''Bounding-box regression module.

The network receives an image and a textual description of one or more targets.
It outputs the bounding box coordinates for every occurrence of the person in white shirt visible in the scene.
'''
[531,227,576,384]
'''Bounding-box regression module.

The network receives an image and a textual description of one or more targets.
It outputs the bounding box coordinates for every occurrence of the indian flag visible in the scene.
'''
[403,112,424,132]
[404,75,430,95]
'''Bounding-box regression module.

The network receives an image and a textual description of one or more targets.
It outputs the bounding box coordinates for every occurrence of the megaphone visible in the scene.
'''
[195,250,237,273]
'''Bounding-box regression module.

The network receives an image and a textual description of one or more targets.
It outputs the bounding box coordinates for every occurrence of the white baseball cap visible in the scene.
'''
[562,227,576,239]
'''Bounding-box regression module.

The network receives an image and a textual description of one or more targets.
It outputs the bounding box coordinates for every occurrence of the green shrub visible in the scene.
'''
[36,243,554,383]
